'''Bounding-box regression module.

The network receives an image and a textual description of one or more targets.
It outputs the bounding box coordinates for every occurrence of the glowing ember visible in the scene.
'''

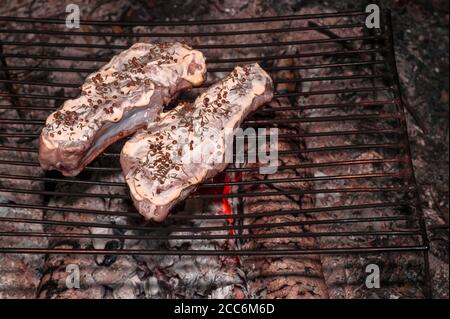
[197,172,242,235]
[222,173,242,235]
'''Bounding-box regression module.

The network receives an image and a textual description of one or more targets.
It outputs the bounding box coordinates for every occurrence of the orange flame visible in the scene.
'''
[222,173,242,236]
[197,172,242,236]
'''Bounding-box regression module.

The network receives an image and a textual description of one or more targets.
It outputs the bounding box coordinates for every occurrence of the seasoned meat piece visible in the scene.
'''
[121,63,273,221]
[39,42,206,176]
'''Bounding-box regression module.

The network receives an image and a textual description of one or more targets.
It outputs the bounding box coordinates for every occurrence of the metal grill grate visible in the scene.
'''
[0,7,429,282]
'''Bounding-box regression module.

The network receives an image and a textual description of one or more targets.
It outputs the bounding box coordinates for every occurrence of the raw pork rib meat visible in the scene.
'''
[121,63,273,221]
[39,42,206,176]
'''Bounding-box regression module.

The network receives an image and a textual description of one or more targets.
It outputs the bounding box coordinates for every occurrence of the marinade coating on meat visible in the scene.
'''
[39,42,206,176]
[121,63,274,221]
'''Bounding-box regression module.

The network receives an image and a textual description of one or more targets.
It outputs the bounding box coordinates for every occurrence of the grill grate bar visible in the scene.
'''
[0,10,367,26]
[0,227,421,242]
[0,128,402,139]
[192,186,413,199]
[0,48,386,64]
[0,111,399,125]
[0,184,411,200]
[0,211,419,233]
[0,201,413,220]
[0,85,391,101]
[0,100,396,111]
[0,172,407,197]
[0,158,403,174]
[0,60,387,75]
[0,245,428,256]
[0,73,389,89]
[245,113,399,125]
[0,22,365,38]
[0,35,382,50]
[0,143,405,157]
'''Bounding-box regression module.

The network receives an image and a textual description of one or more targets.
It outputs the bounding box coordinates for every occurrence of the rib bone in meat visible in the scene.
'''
[39,42,206,176]
[121,63,274,221]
